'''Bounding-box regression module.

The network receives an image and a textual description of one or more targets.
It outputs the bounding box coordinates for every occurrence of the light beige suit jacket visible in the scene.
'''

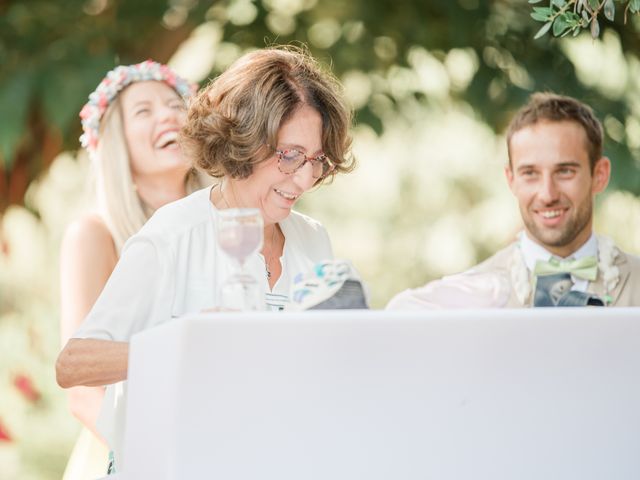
[472,241,640,307]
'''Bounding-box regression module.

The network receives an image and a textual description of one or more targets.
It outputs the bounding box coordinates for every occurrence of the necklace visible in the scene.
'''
[263,225,278,280]
[217,182,230,208]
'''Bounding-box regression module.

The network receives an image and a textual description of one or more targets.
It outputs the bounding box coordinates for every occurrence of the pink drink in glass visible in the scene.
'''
[218,224,262,264]
[216,208,265,311]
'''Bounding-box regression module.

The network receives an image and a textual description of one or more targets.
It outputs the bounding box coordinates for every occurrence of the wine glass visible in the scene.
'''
[217,208,265,311]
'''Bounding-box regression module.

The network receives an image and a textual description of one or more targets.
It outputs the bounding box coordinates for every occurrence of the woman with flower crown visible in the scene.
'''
[59,60,210,478]
[57,46,356,474]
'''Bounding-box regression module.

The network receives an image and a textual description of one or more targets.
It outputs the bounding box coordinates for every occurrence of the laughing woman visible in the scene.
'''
[59,61,209,478]
[56,46,355,472]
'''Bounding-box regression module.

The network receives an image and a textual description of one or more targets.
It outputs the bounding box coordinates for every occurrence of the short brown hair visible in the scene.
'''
[506,92,603,171]
[181,46,354,182]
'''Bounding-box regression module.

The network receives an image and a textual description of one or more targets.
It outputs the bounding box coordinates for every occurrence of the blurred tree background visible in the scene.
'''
[1,0,640,478]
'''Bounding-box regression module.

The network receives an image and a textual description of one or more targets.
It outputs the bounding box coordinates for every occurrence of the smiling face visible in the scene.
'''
[120,81,190,182]
[505,120,610,257]
[226,104,323,225]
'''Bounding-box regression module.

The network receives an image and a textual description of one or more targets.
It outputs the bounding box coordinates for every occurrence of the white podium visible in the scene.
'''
[121,308,640,479]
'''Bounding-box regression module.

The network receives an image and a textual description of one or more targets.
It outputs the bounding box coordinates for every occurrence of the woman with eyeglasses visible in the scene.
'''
[56,46,355,471]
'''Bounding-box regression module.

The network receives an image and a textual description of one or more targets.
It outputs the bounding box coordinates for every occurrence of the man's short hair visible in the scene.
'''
[506,92,604,171]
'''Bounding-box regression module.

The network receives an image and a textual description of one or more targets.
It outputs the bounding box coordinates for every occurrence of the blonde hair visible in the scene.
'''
[93,96,204,252]
[181,46,354,184]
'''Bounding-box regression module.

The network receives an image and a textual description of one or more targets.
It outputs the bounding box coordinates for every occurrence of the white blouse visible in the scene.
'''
[74,185,333,469]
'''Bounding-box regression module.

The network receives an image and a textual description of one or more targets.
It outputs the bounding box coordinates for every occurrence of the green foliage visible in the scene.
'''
[2,0,640,205]
[0,70,33,169]
[529,0,640,39]
[0,0,210,207]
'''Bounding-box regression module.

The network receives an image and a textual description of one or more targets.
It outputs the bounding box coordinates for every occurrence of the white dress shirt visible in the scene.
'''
[519,231,598,292]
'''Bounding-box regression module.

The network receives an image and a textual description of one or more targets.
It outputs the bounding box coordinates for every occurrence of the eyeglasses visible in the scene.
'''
[274,149,335,179]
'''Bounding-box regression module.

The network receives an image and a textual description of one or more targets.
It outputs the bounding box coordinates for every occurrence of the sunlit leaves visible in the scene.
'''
[534,21,553,38]
[529,0,639,39]
[0,0,212,214]
[604,0,616,20]
[2,0,640,215]
[591,16,601,36]
[531,6,553,21]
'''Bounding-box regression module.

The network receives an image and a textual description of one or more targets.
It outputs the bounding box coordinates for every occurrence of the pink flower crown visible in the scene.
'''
[79,60,197,156]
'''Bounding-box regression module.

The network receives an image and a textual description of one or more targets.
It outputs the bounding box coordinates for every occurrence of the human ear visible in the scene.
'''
[504,164,515,192]
[592,157,611,194]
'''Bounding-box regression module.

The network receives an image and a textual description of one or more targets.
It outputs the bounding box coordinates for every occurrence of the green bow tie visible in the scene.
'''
[534,255,598,281]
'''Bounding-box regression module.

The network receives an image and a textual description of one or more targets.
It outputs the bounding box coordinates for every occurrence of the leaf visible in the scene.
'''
[533,6,554,15]
[534,21,553,39]
[552,16,569,36]
[531,12,551,21]
[531,6,554,21]
[566,11,581,23]
[603,0,615,21]
[590,17,600,38]
[551,0,567,7]
[528,0,544,3]
[630,0,640,13]
[0,70,35,170]
[560,26,575,37]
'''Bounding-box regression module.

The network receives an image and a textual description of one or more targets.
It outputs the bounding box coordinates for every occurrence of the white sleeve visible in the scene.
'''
[386,272,511,310]
[73,237,174,342]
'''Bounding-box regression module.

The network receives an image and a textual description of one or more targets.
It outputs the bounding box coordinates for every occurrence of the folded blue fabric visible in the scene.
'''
[286,260,369,310]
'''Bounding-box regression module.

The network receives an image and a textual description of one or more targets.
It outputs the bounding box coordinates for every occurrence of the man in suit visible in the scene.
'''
[388,92,640,309]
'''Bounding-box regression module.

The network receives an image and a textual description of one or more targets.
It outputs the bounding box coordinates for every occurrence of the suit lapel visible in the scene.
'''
[587,247,630,306]
[608,253,630,306]
[507,243,531,308]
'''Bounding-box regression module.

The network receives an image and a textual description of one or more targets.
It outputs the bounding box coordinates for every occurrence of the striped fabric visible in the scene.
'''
[266,292,288,311]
